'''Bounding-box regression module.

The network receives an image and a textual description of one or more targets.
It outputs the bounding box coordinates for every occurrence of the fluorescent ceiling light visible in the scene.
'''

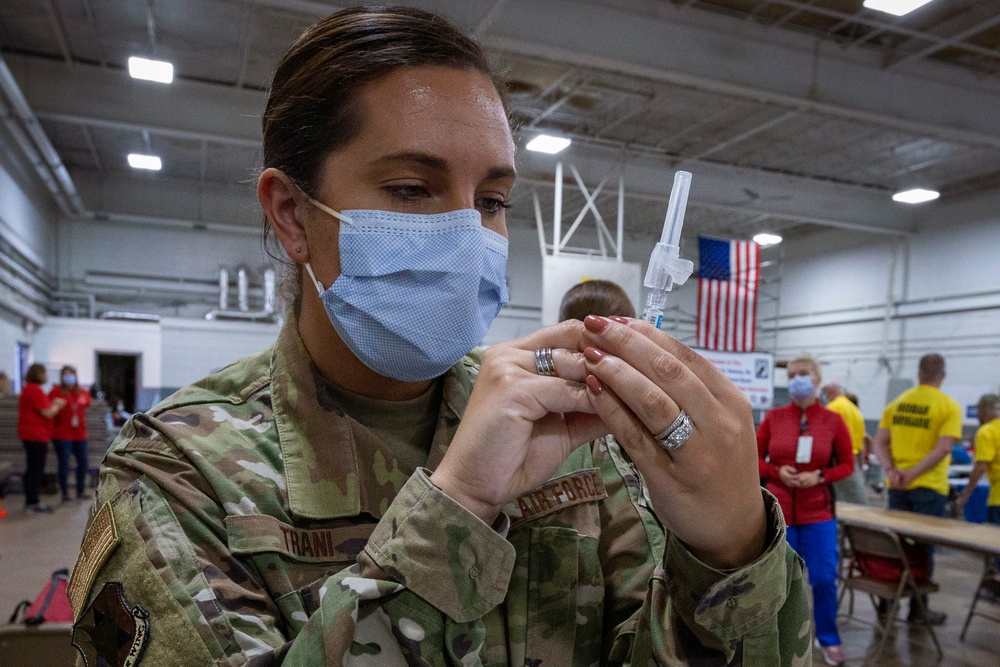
[128,153,162,171]
[526,135,571,154]
[863,0,935,17]
[128,56,174,84]
[753,232,783,247]
[892,188,939,204]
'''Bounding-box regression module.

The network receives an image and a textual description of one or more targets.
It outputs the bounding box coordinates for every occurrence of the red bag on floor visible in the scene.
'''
[8,568,74,625]
[855,540,931,583]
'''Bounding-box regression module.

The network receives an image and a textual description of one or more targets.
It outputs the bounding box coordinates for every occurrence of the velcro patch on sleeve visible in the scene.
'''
[225,514,375,563]
[68,502,120,622]
[505,468,607,528]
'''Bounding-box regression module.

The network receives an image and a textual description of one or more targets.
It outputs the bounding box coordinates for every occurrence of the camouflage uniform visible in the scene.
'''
[70,316,811,666]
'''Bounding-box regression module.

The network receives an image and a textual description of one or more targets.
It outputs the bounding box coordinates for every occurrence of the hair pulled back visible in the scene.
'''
[262,5,503,198]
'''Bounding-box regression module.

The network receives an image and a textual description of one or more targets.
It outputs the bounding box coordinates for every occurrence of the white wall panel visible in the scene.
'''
[31,317,162,393]
[160,318,279,388]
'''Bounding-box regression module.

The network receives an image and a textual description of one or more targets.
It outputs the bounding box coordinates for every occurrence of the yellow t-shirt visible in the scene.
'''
[879,384,963,494]
[974,418,1000,507]
[827,395,866,455]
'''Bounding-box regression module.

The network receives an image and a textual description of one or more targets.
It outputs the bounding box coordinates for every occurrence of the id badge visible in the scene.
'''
[795,436,813,464]
[71,415,80,428]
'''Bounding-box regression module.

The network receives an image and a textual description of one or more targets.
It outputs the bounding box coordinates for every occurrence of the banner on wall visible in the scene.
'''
[696,348,774,409]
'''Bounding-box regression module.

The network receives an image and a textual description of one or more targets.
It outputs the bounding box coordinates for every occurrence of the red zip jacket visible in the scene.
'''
[757,402,854,525]
[50,386,92,441]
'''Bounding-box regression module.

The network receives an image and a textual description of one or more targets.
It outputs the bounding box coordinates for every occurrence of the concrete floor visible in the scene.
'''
[0,489,998,665]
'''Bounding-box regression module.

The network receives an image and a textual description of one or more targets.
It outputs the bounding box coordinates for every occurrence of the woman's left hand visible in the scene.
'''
[795,470,823,489]
[581,316,767,570]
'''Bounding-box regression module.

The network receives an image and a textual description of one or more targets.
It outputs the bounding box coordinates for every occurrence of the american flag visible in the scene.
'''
[696,237,760,352]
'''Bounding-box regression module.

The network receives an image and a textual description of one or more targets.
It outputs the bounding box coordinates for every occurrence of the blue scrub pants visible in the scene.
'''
[54,439,89,497]
[786,519,841,647]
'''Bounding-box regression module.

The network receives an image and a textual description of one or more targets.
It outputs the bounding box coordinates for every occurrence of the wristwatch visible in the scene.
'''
[817,469,825,482]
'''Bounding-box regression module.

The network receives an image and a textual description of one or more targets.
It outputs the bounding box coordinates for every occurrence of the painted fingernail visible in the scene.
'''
[609,316,629,324]
[584,315,610,333]
[583,347,605,363]
[586,375,605,395]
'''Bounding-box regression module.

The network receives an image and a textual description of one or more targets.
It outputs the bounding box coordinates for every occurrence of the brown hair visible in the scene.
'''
[261,5,507,309]
[263,5,504,193]
[918,353,945,383]
[25,363,46,384]
[558,280,636,322]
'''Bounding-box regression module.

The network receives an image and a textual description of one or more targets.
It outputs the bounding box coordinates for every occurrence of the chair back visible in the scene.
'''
[843,524,904,560]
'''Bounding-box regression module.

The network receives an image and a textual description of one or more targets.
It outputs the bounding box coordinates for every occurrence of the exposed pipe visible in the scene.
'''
[218,267,229,311]
[0,55,86,216]
[205,267,277,322]
[237,267,249,312]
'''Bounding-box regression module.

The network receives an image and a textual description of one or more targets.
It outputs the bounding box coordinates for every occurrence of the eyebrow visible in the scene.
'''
[373,152,516,181]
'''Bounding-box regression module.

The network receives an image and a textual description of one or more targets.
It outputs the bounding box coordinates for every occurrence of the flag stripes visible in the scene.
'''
[696,237,760,352]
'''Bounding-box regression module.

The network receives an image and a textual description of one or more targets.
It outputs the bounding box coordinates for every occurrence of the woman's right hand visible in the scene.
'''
[430,320,609,523]
[778,465,800,488]
[52,397,67,409]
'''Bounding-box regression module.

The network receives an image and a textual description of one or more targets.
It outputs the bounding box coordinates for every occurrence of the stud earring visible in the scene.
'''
[295,246,302,254]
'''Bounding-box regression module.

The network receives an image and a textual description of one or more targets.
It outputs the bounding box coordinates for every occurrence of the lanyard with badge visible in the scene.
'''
[795,411,813,465]
[70,391,80,429]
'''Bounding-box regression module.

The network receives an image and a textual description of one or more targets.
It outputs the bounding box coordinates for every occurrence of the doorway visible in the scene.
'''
[96,353,140,413]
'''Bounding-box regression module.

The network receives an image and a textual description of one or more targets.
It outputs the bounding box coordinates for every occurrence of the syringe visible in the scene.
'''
[640,171,695,330]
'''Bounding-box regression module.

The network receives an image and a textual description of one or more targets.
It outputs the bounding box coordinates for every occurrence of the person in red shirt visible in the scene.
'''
[49,365,92,503]
[17,363,66,513]
[757,355,854,666]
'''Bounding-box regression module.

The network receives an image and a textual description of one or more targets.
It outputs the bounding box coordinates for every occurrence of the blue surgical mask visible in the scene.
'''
[303,198,509,382]
[62,374,76,386]
[787,375,816,401]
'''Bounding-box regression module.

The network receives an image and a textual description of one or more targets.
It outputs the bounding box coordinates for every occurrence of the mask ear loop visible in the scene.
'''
[296,190,353,297]
[303,263,325,296]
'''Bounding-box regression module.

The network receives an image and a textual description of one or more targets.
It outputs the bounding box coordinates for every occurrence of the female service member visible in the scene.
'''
[757,356,854,666]
[69,7,808,666]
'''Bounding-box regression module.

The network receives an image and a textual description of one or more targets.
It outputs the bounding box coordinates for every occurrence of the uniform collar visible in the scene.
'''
[269,314,473,520]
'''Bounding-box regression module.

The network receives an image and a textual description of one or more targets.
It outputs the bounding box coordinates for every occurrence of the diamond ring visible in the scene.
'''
[653,410,694,450]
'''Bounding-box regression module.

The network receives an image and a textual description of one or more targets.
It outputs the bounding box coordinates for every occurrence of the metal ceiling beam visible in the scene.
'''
[479,0,1000,150]
[7,54,262,148]
[229,0,1000,148]
[887,14,1000,70]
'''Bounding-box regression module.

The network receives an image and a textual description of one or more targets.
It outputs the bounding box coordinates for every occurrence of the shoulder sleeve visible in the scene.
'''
[72,417,518,667]
[593,435,810,665]
[878,401,895,429]
[27,384,50,411]
[635,490,811,665]
[940,398,964,439]
[756,413,778,480]
[824,416,855,483]
[974,426,998,463]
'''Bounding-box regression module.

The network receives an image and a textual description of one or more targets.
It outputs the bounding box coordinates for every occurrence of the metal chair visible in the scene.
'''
[959,557,1000,640]
[838,523,943,664]
[0,623,76,667]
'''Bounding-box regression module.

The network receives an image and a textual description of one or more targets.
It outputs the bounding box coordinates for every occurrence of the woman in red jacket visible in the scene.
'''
[49,365,92,502]
[758,355,854,666]
[17,363,66,513]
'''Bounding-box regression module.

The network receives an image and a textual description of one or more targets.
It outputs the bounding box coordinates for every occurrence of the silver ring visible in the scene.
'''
[653,410,694,451]
[534,348,557,377]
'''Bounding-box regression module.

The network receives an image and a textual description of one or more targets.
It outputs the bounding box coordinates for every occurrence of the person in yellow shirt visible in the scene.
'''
[822,382,868,505]
[955,394,1000,528]
[871,353,963,626]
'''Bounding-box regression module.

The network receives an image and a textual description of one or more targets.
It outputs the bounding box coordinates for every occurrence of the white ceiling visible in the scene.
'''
[3,0,1000,244]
